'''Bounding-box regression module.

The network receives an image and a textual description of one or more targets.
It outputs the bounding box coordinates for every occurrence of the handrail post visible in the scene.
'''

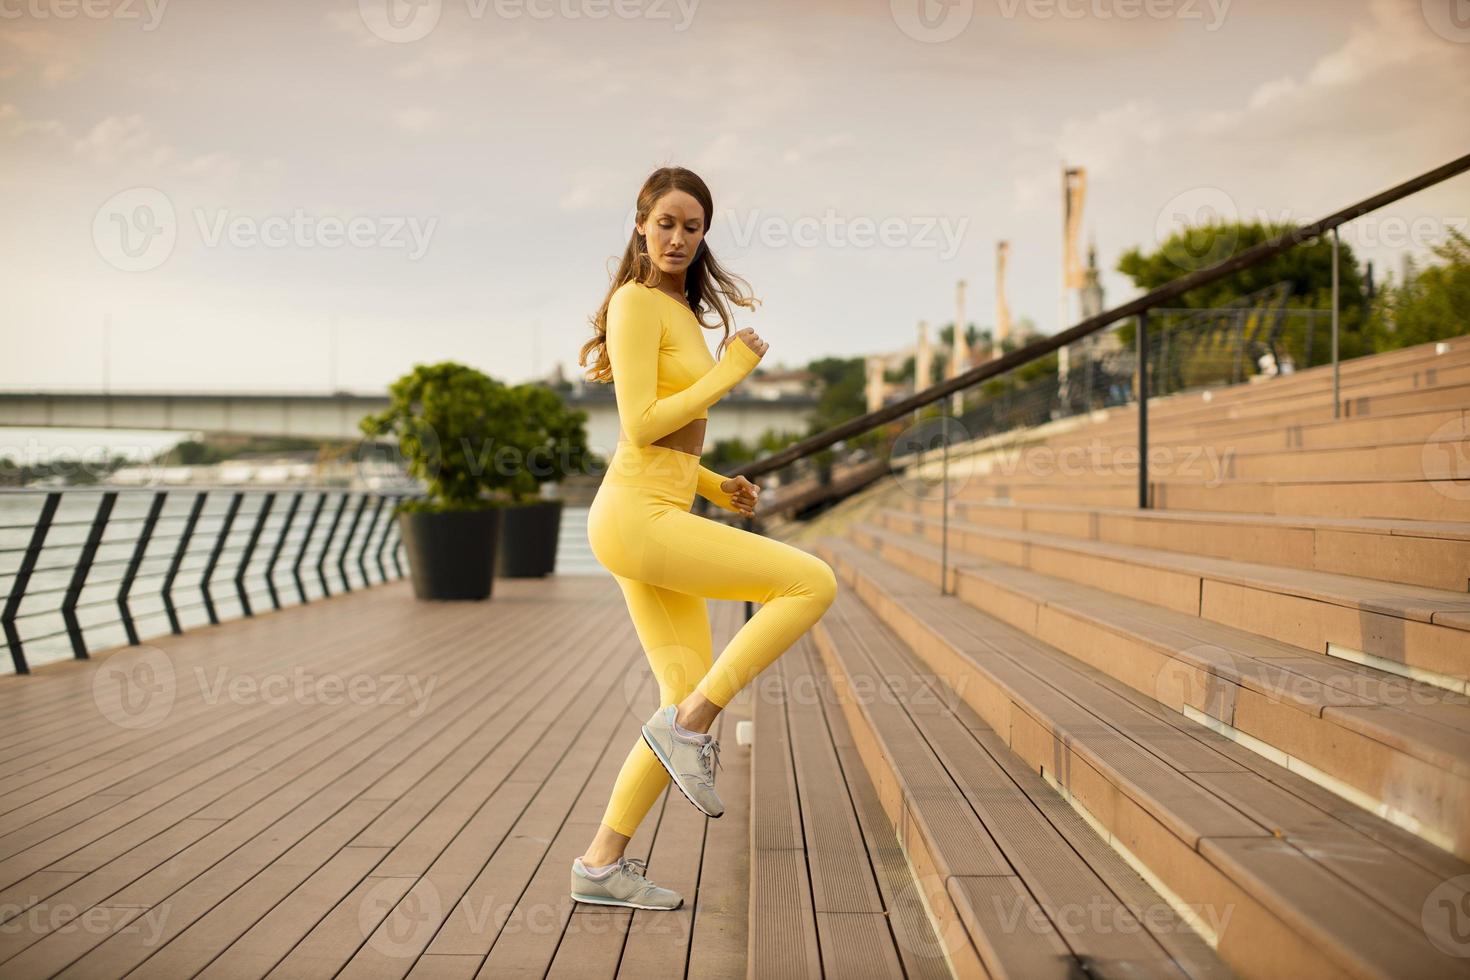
[62,491,117,660]
[2,491,61,674]
[1331,226,1341,419]
[235,491,276,618]
[940,412,950,596]
[118,491,167,645]
[337,493,371,592]
[1137,309,1150,510]
[162,492,207,635]
[743,513,755,621]
[373,495,398,582]
[201,491,244,626]
[264,491,304,611]
[317,492,350,597]
[388,499,408,578]
[293,492,329,604]
[358,495,387,584]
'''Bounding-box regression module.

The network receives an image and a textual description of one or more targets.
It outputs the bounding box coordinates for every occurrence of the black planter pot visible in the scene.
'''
[495,499,563,577]
[398,506,502,600]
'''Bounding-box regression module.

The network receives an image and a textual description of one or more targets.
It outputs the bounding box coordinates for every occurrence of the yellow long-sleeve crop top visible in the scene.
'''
[606,280,761,445]
[605,280,762,510]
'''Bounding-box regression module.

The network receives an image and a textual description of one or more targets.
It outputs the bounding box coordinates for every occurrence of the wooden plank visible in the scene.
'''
[801,642,956,980]
[8,589,623,977]
[747,650,822,979]
[823,589,1195,977]
[820,536,1470,979]
[0,573,765,980]
[856,522,1470,853]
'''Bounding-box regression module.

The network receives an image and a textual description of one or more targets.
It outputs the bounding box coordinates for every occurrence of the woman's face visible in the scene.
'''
[637,189,705,278]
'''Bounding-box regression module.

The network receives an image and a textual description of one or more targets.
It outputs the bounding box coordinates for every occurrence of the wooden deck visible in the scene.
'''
[0,575,754,979]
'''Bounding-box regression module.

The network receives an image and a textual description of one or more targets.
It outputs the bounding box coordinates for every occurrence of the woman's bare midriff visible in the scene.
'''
[618,417,705,457]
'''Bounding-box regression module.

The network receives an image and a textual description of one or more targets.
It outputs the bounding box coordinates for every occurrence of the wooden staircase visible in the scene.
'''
[750,336,1470,979]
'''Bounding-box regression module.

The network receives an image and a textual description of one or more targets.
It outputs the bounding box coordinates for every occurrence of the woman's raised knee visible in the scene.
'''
[801,556,838,609]
[817,559,838,607]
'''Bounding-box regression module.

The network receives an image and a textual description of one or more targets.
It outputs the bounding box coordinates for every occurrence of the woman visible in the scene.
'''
[571,166,838,910]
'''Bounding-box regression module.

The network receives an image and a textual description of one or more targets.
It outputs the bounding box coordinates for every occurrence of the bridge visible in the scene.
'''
[0,389,819,449]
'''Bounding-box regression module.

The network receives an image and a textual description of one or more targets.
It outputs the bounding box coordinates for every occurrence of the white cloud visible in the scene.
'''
[1200,0,1448,133]
[782,131,856,166]
[1056,100,1166,175]
[71,113,240,182]
[0,103,67,139]
[74,114,166,167]
[392,107,441,133]
[0,28,81,86]
[1011,100,1166,211]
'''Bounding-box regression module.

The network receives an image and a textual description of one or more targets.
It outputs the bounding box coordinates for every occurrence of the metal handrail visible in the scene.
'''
[734,153,1470,482]
[0,486,423,674]
[730,151,1470,603]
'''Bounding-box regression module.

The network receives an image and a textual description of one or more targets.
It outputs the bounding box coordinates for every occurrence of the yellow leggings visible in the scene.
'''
[586,441,838,837]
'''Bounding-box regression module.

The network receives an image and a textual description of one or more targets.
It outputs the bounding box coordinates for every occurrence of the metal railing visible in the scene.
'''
[0,486,421,674]
[731,151,1470,600]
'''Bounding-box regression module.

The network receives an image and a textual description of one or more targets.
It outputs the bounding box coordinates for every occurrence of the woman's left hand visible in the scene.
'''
[720,475,760,517]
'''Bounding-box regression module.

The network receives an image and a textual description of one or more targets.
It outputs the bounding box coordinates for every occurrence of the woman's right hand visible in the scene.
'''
[730,327,768,359]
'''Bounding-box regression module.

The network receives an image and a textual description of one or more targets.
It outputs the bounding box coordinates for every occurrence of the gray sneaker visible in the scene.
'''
[570,856,682,910]
[640,704,724,818]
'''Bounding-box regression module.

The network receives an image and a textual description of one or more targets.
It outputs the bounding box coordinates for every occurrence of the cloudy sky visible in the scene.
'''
[2,0,1468,400]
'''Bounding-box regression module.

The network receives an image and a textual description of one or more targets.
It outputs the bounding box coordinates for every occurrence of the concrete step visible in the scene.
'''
[813,534,1470,980]
[879,506,1470,690]
[810,587,1229,978]
[905,497,1470,594]
[841,521,1470,862]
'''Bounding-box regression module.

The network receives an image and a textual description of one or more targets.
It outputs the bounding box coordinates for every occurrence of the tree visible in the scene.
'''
[1365,228,1470,350]
[1116,219,1372,364]
[804,356,867,434]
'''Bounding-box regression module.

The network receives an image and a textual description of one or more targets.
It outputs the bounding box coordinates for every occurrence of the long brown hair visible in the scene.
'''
[579,166,761,384]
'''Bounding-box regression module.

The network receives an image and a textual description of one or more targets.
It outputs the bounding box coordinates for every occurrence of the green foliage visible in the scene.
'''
[170,440,224,466]
[1364,228,1470,350]
[804,356,867,434]
[1117,220,1367,313]
[505,384,592,502]
[359,362,588,514]
[164,436,324,466]
[1115,219,1375,367]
